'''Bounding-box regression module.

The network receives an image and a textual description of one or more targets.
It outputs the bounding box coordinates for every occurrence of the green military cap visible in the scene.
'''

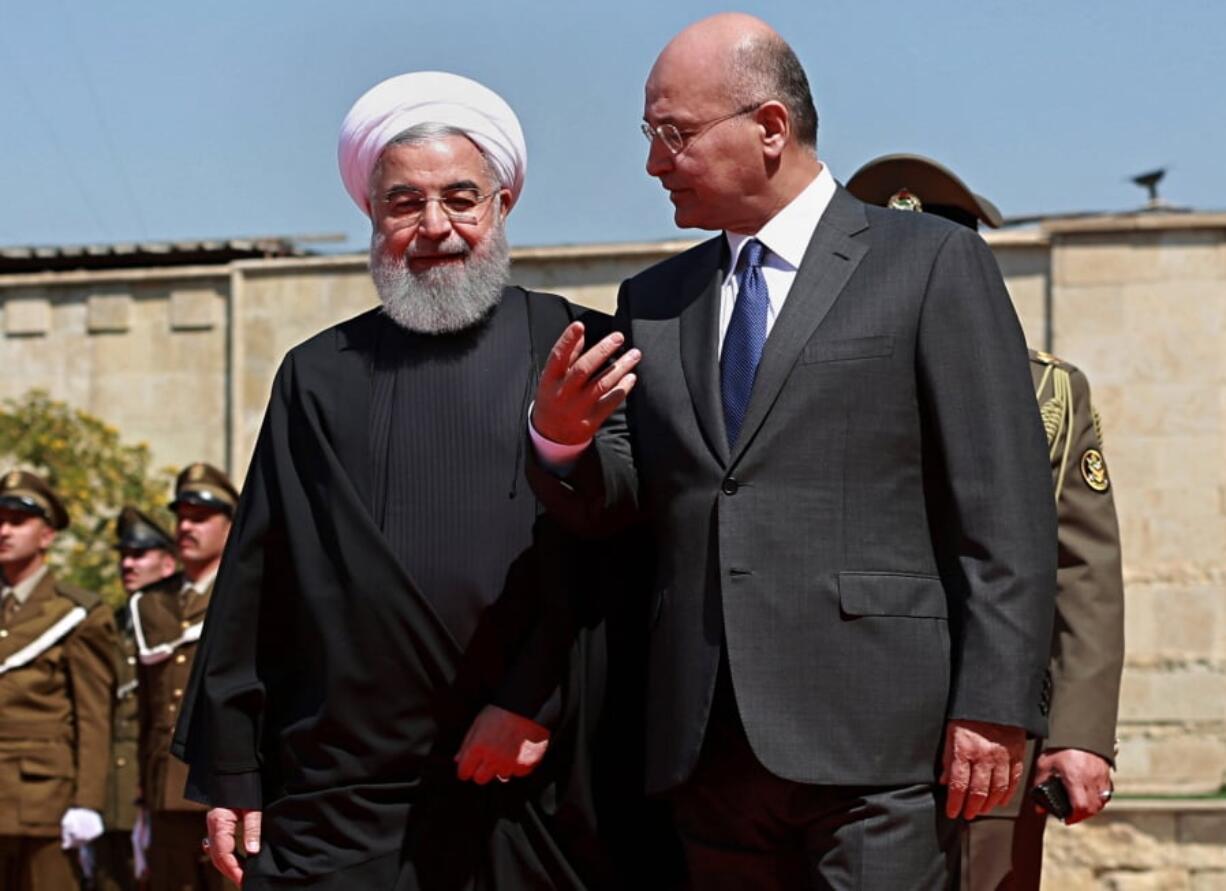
[114,505,175,552]
[0,469,69,530]
[168,462,239,516]
[846,153,1003,230]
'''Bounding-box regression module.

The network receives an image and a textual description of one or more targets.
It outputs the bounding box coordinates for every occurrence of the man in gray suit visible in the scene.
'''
[529,13,1057,889]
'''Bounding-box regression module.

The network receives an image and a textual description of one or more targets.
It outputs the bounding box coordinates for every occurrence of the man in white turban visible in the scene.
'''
[174,71,612,890]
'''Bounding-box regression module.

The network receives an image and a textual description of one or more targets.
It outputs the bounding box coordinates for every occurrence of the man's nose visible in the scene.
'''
[645,135,674,178]
[416,200,454,241]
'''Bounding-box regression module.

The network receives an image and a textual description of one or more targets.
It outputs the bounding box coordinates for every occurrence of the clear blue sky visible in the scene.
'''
[0,0,1221,252]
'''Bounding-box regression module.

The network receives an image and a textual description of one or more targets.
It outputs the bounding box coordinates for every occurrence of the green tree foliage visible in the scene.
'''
[0,390,175,606]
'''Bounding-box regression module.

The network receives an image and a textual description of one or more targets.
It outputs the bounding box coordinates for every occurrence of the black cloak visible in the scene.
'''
[172,289,613,890]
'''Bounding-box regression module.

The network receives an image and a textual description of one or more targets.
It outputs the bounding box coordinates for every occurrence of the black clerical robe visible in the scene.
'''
[172,288,606,890]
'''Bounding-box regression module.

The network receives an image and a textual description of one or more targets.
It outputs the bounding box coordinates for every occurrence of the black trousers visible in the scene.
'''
[668,662,957,890]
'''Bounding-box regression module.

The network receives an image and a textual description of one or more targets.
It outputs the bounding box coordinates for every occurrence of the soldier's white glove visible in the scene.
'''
[60,808,105,849]
[131,808,151,879]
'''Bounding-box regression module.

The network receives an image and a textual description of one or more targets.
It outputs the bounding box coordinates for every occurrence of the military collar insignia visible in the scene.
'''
[1081,448,1110,492]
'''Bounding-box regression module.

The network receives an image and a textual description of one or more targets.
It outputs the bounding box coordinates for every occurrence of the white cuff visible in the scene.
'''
[527,403,590,475]
[61,807,104,849]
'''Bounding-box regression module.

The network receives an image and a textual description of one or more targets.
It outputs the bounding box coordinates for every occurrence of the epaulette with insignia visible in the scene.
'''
[54,582,102,611]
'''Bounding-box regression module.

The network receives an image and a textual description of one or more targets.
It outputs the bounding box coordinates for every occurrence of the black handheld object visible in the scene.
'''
[1030,775,1072,821]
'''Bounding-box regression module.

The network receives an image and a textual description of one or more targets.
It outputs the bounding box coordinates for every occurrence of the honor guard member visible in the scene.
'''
[0,470,118,890]
[131,464,237,891]
[848,154,1126,890]
[93,507,178,891]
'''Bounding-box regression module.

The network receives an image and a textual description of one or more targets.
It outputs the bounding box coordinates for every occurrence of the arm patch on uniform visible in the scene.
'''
[1081,448,1110,492]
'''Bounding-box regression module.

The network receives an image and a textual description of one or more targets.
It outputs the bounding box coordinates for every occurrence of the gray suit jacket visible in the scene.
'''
[529,187,1058,794]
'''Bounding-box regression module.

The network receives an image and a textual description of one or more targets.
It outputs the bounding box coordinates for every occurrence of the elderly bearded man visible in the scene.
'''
[529,14,1058,890]
[174,72,607,890]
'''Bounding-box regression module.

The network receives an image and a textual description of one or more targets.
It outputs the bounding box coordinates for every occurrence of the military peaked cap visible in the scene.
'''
[846,153,1003,230]
[0,469,69,530]
[114,505,175,552]
[168,462,239,515]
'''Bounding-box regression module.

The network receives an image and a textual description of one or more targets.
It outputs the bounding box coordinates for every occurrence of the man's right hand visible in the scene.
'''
[531,321,640,445]
[206,807,261,886]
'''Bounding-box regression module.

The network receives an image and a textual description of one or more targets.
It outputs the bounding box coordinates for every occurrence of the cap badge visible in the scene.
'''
[4,472,20,489]
[887,189,923,213]
[188,464,206,482]
[1081,448,1110,493]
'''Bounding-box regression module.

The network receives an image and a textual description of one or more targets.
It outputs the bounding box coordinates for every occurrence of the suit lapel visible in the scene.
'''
[678,238,731,467]
[730,188,870,466]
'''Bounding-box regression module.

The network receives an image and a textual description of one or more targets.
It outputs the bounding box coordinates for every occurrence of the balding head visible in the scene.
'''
[643,14,821,233]
[650,14,817,150]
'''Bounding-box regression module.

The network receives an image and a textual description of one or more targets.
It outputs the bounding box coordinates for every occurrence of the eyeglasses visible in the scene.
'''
[640,103,761,155]
[379,187,500,226]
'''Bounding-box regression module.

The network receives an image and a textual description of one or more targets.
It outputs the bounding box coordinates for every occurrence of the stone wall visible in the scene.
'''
[3,217,1226,879]
[1043,801,1226,889]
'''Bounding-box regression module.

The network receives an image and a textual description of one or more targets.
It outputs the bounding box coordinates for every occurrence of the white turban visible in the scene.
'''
[338,71,527,217]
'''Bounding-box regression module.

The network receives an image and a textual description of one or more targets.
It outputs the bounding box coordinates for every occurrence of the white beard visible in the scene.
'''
[369,222,511,335]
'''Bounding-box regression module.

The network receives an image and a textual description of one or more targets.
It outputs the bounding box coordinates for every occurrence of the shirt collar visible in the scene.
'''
[181,570,217,598]
[1,564,50,606]
[725,162,837,272]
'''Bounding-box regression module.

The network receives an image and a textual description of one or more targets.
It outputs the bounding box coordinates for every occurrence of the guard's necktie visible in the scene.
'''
[1,589,18,627]
[721,238,770,448]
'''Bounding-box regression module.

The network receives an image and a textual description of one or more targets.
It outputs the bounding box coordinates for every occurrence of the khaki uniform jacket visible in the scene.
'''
[0,571,118,837]
[991,351,1126,818]
[101,606,140,832]
[1031,350,1125,758]
[133,573,208,813]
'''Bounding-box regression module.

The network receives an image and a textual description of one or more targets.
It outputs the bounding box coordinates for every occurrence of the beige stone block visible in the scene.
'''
[3,296,51,335]
[1191,873,1226,891]
[86,291,131,333]
[1055,229,1226,287]
[1038,866,1099,891]
[1124,583,1222,662]
[1114,734,1226,794]
[1115,485,1225,569]
[169,286,222,330]
[1180,812,1226,845]
[1103,869,1192,891]
[1119,667,1226,722]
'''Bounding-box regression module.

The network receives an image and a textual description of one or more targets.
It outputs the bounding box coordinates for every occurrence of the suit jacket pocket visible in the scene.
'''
[838,572,948,619]
[800,335,894,364]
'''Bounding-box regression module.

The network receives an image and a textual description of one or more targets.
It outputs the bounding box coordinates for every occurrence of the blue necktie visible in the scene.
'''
[721,238,769,448]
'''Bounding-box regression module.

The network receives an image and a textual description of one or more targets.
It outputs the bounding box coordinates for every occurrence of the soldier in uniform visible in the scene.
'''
[131,464,237,891]
[92,507,179,891]
[847,154,1126,890]
[0,470,118,890]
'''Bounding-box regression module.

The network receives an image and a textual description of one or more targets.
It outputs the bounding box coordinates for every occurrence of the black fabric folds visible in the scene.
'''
[173,290,604,889]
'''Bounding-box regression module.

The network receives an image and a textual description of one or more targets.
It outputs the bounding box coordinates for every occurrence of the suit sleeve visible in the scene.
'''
[525,288,640,538]
[1045,368,1125,761]
[916,226,1058,736]
[66,605,118,814]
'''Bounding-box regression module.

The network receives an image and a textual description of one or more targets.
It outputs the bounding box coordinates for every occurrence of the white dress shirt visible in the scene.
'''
[531,163,837,465]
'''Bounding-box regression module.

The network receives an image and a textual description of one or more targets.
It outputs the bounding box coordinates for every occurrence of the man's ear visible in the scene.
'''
[37,520,55,552]
[755,101,790,160]
[497,187,514,219]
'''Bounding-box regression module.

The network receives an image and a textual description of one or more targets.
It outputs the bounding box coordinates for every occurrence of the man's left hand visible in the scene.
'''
[455,705,550,784]
[940,719,1026,820]
[1033,748,1113,824]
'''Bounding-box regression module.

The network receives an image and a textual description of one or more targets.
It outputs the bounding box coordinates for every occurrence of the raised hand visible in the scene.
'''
[531,321,640,446]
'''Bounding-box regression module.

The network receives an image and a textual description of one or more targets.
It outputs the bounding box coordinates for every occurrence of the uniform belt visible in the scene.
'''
[0,719,74,740]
